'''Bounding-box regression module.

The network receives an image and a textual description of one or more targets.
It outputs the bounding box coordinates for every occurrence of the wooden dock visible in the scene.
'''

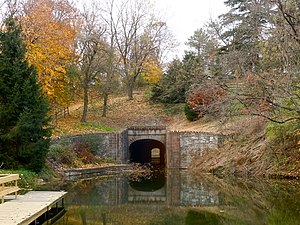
[0,191,67,225]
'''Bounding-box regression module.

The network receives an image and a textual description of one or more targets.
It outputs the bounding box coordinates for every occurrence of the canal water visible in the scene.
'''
[50,169,300,225]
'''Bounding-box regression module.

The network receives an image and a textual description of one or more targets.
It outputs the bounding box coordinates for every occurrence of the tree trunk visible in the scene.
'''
[127,78,135,100]
[81,86,88,122]
[127,86,133,100]
[102,93,108,117]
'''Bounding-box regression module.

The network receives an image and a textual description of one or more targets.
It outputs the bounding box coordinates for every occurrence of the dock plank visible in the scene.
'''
[0,191,67,225]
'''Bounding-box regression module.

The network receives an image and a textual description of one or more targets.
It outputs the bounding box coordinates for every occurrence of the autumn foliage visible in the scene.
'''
[185,84,226,121]
[21,0,76,107]
[141,60,163,84]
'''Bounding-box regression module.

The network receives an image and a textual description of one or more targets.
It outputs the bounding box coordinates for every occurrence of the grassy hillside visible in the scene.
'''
[52,91,226,138]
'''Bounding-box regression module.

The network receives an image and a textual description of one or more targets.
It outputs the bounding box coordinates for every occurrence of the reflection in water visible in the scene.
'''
[129,170,166,203]
[52,170,300,225]
[130,170,166,192]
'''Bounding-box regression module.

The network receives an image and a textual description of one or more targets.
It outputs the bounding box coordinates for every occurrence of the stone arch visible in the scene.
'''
[128,136,166,147]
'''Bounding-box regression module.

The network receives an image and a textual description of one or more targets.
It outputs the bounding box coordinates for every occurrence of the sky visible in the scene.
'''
[0,0,228,61]
[155,0,228,60]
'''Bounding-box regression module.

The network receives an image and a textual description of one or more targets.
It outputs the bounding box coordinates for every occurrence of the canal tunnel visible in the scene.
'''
[129,139,165,166]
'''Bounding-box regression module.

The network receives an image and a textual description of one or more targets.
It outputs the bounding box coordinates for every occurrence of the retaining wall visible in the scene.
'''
[52,129,224,169]
[52,130,128,164]
[179,132,224,169]
[167,131,224,168]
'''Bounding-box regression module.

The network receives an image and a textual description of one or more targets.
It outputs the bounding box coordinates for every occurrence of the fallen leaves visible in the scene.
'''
[52,91,169,138]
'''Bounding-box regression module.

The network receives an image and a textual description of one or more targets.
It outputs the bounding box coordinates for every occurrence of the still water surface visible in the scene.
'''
[51,169,300,225]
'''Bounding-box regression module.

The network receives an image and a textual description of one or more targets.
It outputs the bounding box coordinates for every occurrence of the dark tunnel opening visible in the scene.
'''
[129,170,166,192]
[129,139,165,166]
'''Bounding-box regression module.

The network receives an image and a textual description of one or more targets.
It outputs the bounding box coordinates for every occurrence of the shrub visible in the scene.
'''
[0,169,38,189]
[185,84,226,120]
[48,134,104,168]
[48,143,76,166]
[76,134,102,155]
[184,103,198,121]
[73,142,97,164]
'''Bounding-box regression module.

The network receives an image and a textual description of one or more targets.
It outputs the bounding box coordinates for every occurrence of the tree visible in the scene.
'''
[96,44,120,118]
[219,0,269,76]
[102,0,173,99]
[0,16,51,172]
[186,28,216,58]
[21,0,77,108]
[151,50,208,104]
[141,59,162,84]
[75,3,107,122]
[151,25,221,105]
[213,0,300,124]
[151,58,185,104]
[274,0,300,45]
[96,1,121,117]
[185,27,220,80]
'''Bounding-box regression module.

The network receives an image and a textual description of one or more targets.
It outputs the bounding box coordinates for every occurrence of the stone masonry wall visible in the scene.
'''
[53,131,128,164]
[93,130,128,163]
[179,132,224,169]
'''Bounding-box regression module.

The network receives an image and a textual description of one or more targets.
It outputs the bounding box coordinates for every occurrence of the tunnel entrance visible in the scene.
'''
[129,139,165,166]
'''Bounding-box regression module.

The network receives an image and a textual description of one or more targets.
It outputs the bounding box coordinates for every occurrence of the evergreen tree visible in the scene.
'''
[151,59,186,104]
[150,52,205,104]
[0,16,51,172]
[220,0,270,75]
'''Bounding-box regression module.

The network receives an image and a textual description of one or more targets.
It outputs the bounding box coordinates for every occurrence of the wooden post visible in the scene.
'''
[46,206,50,223]
[14,180,18,199]
[1,180,4,204]
[1,181,4,203]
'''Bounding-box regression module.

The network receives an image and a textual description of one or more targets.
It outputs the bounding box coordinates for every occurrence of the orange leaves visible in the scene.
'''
[21,0,77,106]
[188,86,226,110]
[187,84,227,118]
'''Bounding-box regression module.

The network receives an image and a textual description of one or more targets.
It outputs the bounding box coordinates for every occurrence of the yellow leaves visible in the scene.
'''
[141,60,162,84]
[21,0,76,106]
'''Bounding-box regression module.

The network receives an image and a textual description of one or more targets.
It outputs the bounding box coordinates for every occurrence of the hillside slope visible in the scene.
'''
[52,91,300,178]
[52,91,224,137]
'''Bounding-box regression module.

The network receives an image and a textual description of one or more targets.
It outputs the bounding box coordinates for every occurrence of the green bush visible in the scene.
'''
[184,103,198,121]
[0,169,38,189]
[48,142,76,166]
[185,210,221,225]
[150,82,186,104]
[38,165,56,182]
